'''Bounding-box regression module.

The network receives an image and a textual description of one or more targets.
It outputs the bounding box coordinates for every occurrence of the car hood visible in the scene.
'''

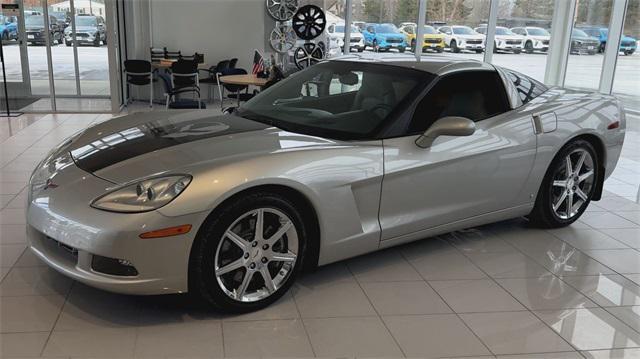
[26,26,45,31]
[66,110,340,184]
[423,34,444,39]
[495,34,523,40]
[622,35,636,42]
[70,26,97,32]
[455,34,484,40]
[529,35,550,41]
[572,35,599,42]
[377,32,403,39]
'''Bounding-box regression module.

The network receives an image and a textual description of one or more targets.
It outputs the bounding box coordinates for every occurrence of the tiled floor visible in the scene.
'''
[0,111,639,358]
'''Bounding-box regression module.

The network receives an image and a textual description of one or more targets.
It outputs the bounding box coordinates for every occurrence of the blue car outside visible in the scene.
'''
[579,26,636,55]
[0,15,18,41]
[362,23,407,52]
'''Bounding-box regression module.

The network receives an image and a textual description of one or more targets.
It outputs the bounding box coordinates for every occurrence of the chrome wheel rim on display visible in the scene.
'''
[292,5,326,40]
[551,148,595,220]
[293,43,324,69]
[270,24,296,53]
[266,0,298,21]
[214,208,298,302]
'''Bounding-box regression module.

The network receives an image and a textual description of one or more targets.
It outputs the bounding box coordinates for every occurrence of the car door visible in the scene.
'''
[379,70,537,240]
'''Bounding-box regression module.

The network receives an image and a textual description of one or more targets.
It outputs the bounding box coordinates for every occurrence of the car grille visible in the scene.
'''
[506,40,522,45]
[542,40,550,45]
[425,38,441,44]
[46,235,79,258]
[75,33,91,38]
[621,41,635,46]
[26,31,41,37]
[350,38,361,43]
[466,40,482,44]
[386,38,403,44]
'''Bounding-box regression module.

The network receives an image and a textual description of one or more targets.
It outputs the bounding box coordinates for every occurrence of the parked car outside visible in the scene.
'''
[438,25,485,53]
[25,15,62,45]
[64,14,106,47]
[0,15,18,41]
[352,21,366,32]
[362,23,407,52]
[49,11,69,31]
[510,26,550,53]
[570,29,599,55]
[399,24,444,53]
[327,23,364,52]
[475,26,524,54]
[578,26,636,55]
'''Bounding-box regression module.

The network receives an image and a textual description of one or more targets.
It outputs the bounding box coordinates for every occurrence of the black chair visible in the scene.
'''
[180,52,204,63]
[157,72,206,109]
[199,59,232,103]
[218,68,254,109]
[124,60,155,108]
[164,48,181,60]
[228,58,238,69]
[150,47,165,63]
[170,59,201,108]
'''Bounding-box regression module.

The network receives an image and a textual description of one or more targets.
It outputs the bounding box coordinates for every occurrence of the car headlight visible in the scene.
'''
[91,175,192,213]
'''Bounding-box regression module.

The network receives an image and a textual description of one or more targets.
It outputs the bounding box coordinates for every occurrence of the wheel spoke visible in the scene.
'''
[235,270,253,300]
[578,170,594,182]
[216,258,244,276]
[566,192,574,215]
[260,267,276,294]
[267,220,293,245]
[553,180,567,188]
[254,209,264,241]
[225,231,249,251]
[575,152,587,174]
[575,188,588,201]
[553,191,567,211]
[270,251,296,263]
[565,155,573,176]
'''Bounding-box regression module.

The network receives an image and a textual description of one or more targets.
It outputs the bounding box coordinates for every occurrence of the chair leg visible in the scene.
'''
[220,87,224,110]
[149,84,153,108]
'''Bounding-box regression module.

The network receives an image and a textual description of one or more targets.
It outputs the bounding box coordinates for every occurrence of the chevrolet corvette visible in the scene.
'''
[27,53,626,312]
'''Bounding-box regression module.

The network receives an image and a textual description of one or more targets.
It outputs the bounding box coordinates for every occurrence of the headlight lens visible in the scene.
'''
[91,175,192,213]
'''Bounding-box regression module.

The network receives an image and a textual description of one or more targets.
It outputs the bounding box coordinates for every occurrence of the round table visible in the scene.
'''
[219,74,268,87]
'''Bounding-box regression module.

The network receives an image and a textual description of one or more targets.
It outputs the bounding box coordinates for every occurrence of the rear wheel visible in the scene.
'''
[410,39,416,52]
[529,140,598,228]
[189,191,307,312]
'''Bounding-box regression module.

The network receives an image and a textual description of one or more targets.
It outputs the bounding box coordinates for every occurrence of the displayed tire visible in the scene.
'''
[529,139,599,228]
[269,23,296,53]
[293,42,324,69]
[189,191,307,312]
[266,0,298,21]
[292,5,326,41]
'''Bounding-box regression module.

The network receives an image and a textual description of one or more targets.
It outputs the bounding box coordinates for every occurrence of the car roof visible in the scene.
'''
[330,52,495,76]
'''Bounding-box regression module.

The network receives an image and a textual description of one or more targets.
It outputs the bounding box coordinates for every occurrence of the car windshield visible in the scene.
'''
[527,28,549,36]
[423,26,437,34]
[573,29,589,37]
[376,24,399,33]
[335,25,358,33]
[25,16,44,26]
[75,16,96,26]
[238,61,433,140]
[496,27,513,35]
[453,26,475,35]
[51,12,65,20]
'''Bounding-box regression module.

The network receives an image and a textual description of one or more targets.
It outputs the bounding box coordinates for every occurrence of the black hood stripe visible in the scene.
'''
[71,115,269,173]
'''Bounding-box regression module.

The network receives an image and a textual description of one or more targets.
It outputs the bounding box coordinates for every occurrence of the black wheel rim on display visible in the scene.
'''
[266,0,298,21]
[292,5,326,40]
[294,42,324,70]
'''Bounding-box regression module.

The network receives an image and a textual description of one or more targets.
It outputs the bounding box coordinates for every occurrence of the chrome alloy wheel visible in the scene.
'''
[551,148,595,220]
[214,208,298,302]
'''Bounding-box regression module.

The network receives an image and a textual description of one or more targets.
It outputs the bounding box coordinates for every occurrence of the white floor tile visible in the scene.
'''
[584,249,640,274]
[548,227,629,250]
[361,281,452,315]
[0,332,49,357]
[430,279,525,313]
[384,314,492,358]
[0,266,73,297]
[497,277,597,310]
[134,322,224,358]
[304,316,403,357]
[223,319,314,357]
[0,295,64,332]
[347,248,422,282]
[563,274,640,307]
[460,311,574,355]
[43,328,137,357]
[605,305,640,332]
[599,228,640,248]
[582,348,640,358]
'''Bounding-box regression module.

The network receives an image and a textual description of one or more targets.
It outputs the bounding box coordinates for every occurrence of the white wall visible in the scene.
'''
[150,0,267,71]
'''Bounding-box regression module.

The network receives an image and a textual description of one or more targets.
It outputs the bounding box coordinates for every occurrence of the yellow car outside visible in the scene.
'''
[400,25,445,53]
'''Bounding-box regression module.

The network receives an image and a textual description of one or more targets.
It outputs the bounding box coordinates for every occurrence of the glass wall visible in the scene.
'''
[564,0,613,91]
[489,0,555,82]
[428,0,490,60]
[612,0,639,115]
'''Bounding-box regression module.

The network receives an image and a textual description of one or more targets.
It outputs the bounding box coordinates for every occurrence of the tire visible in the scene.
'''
[357,47,364,53]
[93,35,100,47]
[410,39,416,52]
[529,139,599,228]
[475,49,483,53]
[451,40,460,53]
[525,40,534,54]
[513,49,522,54]
[399,46,405,53]
[436,47,444,53]
[103,35,107,45]
[373,39,378,52]
[65,39,72,46]
[189,191,308,312]
[1,31,8,41]
[493,41,498,53]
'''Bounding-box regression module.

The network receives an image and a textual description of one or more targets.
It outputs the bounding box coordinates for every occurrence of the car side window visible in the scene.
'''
[409,71,511,133]
[366,26,374,33]
[505,69,548,105]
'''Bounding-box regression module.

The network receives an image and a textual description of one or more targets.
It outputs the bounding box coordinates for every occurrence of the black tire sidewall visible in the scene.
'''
[532,139,599,228]
[189,192,308,312]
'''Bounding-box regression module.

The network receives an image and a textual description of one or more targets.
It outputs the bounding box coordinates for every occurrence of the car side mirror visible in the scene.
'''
[415,116,476,148]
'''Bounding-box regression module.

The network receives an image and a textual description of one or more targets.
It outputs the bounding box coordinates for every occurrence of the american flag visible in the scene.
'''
[252,50,264,75]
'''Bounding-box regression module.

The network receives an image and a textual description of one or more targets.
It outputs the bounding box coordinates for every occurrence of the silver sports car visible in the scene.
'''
[27,54,626,312]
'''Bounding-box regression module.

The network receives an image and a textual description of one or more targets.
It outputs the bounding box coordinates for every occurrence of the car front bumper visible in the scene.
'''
[65,34,97,43]
[495,42,523,51]
[26,162,207,295]
[459,42,484,50]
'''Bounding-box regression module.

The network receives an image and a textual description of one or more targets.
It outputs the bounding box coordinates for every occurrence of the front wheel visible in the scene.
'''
[451,40,460,53]
[410,39,416,52]
[189,191,308,312]
[529,139,599,228]
[399,46,405,53]
[525,41,534,54]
